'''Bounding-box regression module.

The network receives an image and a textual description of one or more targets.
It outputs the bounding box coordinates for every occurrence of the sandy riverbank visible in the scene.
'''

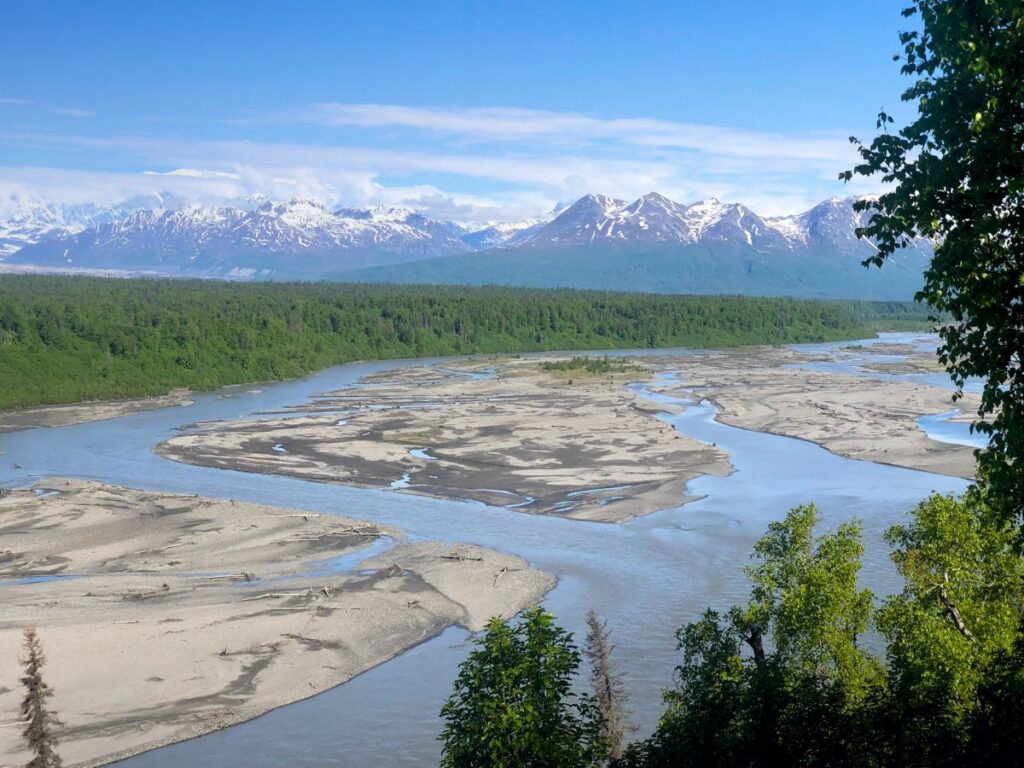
[0,480,552,767]
[0,390,194,433]
[651,344,980,478]
[158,359,732,523]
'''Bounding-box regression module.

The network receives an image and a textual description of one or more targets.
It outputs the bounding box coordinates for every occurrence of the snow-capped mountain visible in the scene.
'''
[330,205,469,250]
[0,196,118,257]
[334,193,933,300]
[769,195,879,254]
[461,218,549,249]
[511,192,903,256]
[2,191,931,284]
[684,199,793,250]
[460,200,569,249]
[517,192,702,247]
[0,191,187,258]
[11,198,472,277]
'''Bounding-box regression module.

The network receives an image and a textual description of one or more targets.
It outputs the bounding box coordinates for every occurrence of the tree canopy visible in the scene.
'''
[842,0,1024,521]
[617,496,1023,768]
[439,608,606,768]
[621,505,883,768]
[878,491,1024,763]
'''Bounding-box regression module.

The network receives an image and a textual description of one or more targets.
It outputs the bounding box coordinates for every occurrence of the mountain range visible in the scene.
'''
[1,191,931,299]
[0,191,191,258]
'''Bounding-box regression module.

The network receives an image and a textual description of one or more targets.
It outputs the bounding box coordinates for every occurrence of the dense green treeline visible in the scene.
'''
[0,275,931,410]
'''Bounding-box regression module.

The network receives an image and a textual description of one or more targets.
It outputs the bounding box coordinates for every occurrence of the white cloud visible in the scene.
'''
[0,166,251,211]
[143,168,242,179]
[300,103,853,165]
[0,101,877,221]
[49,107,96,118]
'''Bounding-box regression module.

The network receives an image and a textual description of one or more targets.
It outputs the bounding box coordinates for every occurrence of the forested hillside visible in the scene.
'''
[0,275,932,410]
[336,241,930,300]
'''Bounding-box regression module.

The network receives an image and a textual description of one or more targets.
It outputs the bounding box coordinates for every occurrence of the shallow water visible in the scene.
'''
[0,338,968,767]
[917,409,988,449]
[789,332,985,394]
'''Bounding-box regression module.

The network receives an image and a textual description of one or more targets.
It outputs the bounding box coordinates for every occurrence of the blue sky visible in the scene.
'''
[1,1,918,221]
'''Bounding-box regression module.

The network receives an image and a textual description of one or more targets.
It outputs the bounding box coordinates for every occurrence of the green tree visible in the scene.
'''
[842,0,1024,521]
[621,505,884,768]
[625,610,747,767]
[966,619,1024,766]
[439,607,606,768]
[738,504,881,701]
[877,492,1024,763]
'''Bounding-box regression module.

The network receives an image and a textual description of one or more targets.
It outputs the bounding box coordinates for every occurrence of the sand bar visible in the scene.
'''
[157,343,982,524]
[0,480,552,767]
[0,390,193,433]
[650,344,981,479]
[158,360,732,523]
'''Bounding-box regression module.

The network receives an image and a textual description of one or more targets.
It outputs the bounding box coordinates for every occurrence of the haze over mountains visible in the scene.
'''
[1,191,932,299]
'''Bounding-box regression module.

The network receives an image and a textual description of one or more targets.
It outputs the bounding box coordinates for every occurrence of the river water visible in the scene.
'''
[0,334,971,767]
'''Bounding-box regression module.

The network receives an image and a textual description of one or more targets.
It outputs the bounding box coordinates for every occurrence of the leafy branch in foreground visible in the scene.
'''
[877,490,1024,763]
[615,496,1023,768]
[620,504,882,768]
[842,0,1024,521]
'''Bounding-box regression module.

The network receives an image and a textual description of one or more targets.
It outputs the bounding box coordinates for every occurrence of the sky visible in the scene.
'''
[0,1,920,222]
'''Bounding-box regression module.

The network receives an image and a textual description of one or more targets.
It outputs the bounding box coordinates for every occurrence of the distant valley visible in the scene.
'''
[1,191,931,299]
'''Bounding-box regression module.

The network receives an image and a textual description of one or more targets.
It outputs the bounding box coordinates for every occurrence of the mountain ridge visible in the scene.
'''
[2,192,932,298]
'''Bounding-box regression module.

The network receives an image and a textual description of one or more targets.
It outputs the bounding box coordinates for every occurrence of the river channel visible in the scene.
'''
[0,334,970,767]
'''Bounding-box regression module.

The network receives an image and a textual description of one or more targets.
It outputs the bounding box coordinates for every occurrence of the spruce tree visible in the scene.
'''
[20,627,62,768]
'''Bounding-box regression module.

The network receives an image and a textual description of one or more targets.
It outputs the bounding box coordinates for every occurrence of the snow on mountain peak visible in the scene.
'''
[571,193,626,213]
[509,192,898,254]
[1,191,921,273]
[261,198,334,229]
[333,205,442,227]
[0,193,179,257]
[679,198,734,238]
